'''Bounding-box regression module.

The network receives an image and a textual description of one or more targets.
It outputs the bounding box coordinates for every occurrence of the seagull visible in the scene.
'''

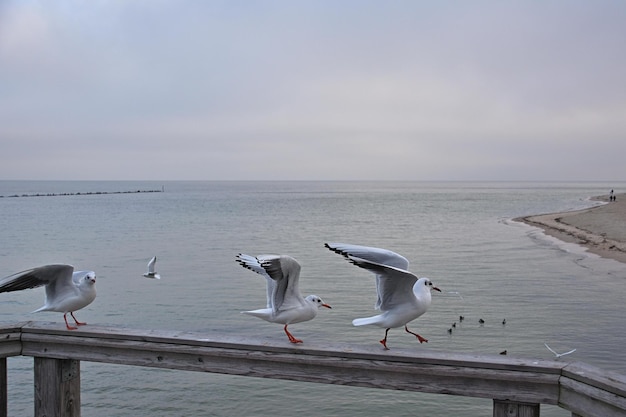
[236,253,331,344]
[0,264,97,330]
[325,243,440,350]
[544,343,577,358]
[143,256,161,279]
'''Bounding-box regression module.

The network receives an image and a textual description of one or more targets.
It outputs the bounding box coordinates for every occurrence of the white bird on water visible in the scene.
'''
[544,343,577,358]
[236,253,331,344]
[0,264,97,330]
[143,256,161,279]
[325,243,440,350]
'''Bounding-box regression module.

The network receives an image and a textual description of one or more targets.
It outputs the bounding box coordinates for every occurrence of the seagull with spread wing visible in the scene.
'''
[544,343,577,358]
[0,264,97,330]
[325,243,440,350]
[236,253,331,344]
[143,256,161,279]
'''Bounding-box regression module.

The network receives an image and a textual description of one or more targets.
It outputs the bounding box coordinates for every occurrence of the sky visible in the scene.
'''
[1,1,625,181]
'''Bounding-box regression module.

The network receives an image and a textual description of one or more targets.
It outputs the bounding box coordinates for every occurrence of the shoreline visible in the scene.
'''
[515,193,626,264]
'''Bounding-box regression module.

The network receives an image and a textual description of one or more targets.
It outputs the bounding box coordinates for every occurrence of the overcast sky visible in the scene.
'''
[1,1,625,181]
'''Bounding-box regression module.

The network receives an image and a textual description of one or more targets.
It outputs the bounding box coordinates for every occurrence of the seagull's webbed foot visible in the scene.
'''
[63,313,78,330]
[70,312,87,326]
[284,325,303,344]
[405,325,428,343]
[379,328,391,350]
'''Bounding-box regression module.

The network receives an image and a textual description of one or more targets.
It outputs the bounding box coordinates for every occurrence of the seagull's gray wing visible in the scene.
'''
[0,264,75,295]
[544,343,558,356]
[258,255,305,312]
[147,256,157,274]
[347,255,417,311]
[236,254,277,310]
[326,243,415,309]
[325,243,410,270]
[545,343,576,357]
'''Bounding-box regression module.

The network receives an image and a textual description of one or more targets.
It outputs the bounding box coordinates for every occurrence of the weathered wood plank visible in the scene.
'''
[559,376,626,417]
[562,362,626,398]
[20,321,564,372]
[20,326,561,404]
[0,323,25,359]
[0,321,622,417]
[34,357,80,417]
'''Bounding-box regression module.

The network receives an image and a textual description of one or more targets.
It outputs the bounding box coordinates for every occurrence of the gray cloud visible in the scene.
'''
[1,1,625,180]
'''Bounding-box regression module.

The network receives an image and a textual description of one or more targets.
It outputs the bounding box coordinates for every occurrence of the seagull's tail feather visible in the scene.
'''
[352,316,382,327]
[242,308,273,322]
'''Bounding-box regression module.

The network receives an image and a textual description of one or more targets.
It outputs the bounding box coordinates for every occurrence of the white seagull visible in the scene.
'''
[0,264,97,330]
[143,256,161,279]
[325,243,440,350]
[544,343,577,358]
[236,253,331,344]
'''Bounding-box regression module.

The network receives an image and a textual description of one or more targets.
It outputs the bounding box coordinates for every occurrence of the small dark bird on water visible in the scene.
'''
[479,318,485,325]
[459,315,465,322]
[452,322,456,328]
[502,318,506,325]
[447,328,452,334]
[500,350,507,355]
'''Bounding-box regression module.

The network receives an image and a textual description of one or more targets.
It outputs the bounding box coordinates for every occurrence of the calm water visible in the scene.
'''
[1,180,625,416]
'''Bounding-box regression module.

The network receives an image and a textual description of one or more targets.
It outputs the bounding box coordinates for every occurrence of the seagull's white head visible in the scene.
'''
[417,277,441,293]
[305,295,332,309]
[83,272,96,285]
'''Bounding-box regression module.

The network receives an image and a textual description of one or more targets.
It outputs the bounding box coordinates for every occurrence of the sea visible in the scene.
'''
[0,180,624,417]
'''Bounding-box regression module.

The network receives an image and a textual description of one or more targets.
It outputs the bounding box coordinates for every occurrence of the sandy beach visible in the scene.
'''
[516,193,626,264]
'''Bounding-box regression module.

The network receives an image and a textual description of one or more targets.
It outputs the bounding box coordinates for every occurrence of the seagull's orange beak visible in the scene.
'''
[322,303,332,309]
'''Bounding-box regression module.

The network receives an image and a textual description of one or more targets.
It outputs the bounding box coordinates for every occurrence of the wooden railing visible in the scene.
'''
[0,322,624,417]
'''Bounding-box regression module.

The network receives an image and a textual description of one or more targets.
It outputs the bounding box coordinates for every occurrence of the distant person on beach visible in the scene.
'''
[610,189,615,202]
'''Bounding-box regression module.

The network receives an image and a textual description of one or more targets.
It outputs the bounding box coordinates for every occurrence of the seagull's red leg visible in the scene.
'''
[284,325,303,344]
[379,328,391,350]
[405,325,428,343]
[70,312,87,326]
[63,313,78,330]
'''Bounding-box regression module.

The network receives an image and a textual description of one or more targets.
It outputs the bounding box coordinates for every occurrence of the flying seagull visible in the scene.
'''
[0,264,97,330]
[544,343,577,358]
[236,253,331,344]
[143,256,161,279]
[325,242,440,350]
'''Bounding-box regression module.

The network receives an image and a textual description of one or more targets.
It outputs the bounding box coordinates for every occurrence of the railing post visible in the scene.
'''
[34,357,80,417]
[493,399,540,417]
[0,358,6,417]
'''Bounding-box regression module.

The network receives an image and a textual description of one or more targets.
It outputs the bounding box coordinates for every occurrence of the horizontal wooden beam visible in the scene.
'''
[0,323,25,359]
[559,363,626,417]
[18,322,562,404]
[0,321,624,417]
